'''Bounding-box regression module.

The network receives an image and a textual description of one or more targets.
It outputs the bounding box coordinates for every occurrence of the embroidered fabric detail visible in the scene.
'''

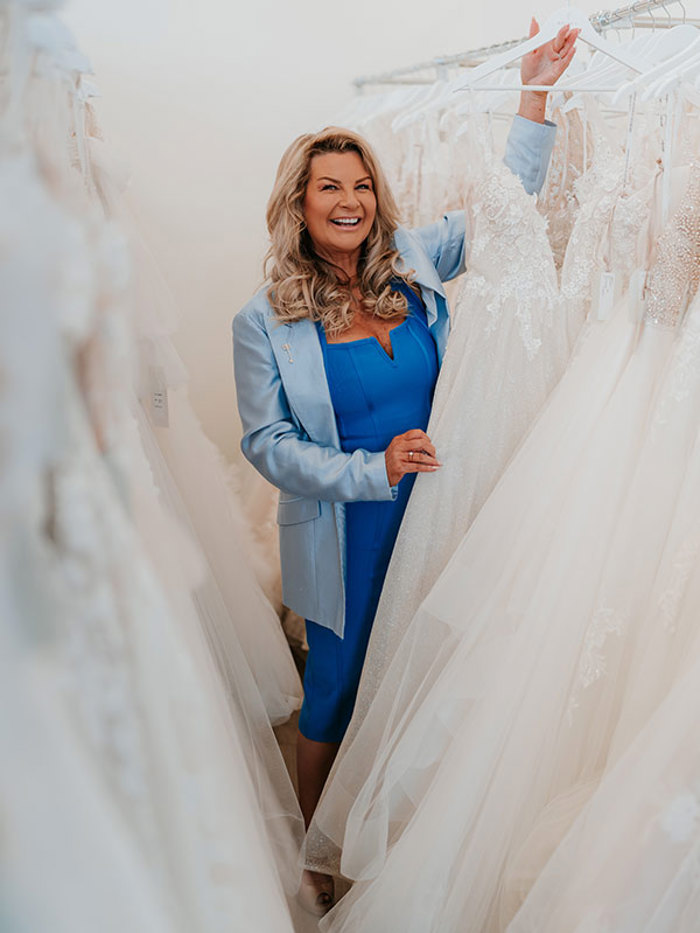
[566,604,626,724]
[644,163,700,329]
[657,535,700,634]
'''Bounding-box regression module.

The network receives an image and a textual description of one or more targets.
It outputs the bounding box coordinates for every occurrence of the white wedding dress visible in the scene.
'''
[305,110,655,879]
[0,145,296,932]
[508,312,700,932]
[315,149,700,932]
[86,109,302,728]
[1,6,307,930]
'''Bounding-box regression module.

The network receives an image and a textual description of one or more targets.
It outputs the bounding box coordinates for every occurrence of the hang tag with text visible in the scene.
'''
[594,271,618,322]
[150,365,169,428]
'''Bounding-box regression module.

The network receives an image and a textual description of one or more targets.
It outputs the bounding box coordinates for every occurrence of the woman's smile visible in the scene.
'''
[329,216,362,228]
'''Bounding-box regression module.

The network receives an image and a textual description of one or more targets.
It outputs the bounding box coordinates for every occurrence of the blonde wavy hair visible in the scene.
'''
[265,126,414,337]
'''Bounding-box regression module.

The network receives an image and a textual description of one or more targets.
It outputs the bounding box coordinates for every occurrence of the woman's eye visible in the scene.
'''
[321,184,337,191]
[357,184,371,190]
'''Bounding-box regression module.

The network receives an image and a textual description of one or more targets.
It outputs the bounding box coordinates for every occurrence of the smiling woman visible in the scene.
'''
[265,128,413,341]
[231,25,578,912]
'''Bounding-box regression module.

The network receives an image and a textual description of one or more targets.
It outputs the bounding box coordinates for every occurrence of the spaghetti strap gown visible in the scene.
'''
[298,281,439,744]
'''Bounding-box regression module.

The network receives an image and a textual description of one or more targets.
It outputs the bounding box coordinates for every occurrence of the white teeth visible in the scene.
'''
[331,218,361,226]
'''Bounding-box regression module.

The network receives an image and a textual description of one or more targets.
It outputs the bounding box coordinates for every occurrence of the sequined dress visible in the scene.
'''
[312,157,700,933]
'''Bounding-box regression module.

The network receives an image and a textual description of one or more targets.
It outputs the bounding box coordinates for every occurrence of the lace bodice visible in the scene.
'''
[537,102,586,270]
[456,153,561,361]
[560,104,662,307]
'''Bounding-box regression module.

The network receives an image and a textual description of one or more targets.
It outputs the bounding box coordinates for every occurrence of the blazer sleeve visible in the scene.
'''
[232,309,398,503]
[411,115,557,281]
[504,114,557,196]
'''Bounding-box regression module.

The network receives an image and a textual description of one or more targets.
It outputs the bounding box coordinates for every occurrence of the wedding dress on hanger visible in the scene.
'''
[316,131,700,932]
[508,273,700,932]
[1,5,305,930]
[66,34,304,882]
[305,101,656,881]
[0,133,177,933]
[84,95,302,728]
[0,141,296,933]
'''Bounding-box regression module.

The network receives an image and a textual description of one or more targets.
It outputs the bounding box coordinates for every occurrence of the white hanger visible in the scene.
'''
[392,80,453,131]
[649,50,700,97]
[615,29,700,101]
[456,5,652,91]
[612,26,700,99]
[558,24,698,107]
[453,71,520,120]
[559,27,683,93]
[647,30,700,97]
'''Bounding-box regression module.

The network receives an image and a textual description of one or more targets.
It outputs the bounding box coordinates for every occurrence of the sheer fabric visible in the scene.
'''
[305,107,658,880]
[314,152,700,931]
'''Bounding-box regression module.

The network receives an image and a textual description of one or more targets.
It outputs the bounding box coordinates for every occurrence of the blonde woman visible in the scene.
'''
[233,21,577,915]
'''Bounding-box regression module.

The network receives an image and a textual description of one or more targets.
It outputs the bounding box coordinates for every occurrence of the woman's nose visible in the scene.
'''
[339,187,360,208]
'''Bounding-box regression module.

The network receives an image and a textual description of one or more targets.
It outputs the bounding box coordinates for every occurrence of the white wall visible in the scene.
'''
[62,0,690,459]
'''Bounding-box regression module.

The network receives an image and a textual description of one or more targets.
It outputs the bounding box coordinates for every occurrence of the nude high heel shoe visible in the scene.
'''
[298,869,335,917]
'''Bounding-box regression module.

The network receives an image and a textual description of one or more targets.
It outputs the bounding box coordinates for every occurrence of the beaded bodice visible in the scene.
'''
[644,163,700,329]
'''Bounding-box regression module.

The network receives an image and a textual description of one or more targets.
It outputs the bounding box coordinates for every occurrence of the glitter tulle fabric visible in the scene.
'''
[305,110,700,930]
[304,105,655,880]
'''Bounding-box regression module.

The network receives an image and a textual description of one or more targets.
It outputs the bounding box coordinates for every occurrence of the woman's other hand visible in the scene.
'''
[385,429,441,488]
[518,18,579,122]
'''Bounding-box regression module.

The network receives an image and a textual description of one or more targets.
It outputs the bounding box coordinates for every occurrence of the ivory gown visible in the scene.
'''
[316,154,700,931]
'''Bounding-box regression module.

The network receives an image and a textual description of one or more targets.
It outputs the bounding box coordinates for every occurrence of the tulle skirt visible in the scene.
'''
[317,279,700,931]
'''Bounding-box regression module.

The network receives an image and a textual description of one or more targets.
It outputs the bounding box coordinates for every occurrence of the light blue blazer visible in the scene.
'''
[233,116,556,637]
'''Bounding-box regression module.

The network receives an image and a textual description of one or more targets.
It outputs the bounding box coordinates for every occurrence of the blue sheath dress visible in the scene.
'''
[298,281,439,743]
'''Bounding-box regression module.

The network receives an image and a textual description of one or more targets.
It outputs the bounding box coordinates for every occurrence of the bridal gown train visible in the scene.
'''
[305,110,655,878]
[508,289,700,932]
[315,151,700,930]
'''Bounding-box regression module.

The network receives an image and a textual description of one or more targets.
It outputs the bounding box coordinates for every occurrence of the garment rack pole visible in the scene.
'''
[353,0,689,90]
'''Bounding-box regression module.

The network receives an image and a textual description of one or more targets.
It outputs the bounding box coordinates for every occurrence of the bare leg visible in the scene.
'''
[297,729,339,909]
[297,730,340,829]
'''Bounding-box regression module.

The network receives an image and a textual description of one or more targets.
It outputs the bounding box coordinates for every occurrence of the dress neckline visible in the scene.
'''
[319,316,409,362]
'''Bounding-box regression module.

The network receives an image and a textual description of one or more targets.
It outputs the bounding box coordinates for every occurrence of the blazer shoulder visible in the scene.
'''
[233,285,274,333]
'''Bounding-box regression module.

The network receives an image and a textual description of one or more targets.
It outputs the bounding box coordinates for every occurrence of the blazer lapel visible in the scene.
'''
[265,314,340,447]
[394,228,450,364]
[393,226,447,327]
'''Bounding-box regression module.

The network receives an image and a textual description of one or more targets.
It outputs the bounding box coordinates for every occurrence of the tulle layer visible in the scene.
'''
[304,123,658,884]
[317,274,700,930]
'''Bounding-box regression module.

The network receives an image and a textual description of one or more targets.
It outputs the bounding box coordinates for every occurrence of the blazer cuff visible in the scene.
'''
[505,114,557,196]
[366,450,399,501]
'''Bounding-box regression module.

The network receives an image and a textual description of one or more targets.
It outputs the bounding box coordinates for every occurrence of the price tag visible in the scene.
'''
[150,365,169,428]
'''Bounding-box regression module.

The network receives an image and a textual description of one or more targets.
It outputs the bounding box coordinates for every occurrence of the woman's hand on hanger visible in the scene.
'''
[518,17,579,122]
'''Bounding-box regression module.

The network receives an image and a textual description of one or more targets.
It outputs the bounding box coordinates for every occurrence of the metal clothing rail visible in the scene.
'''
[353,0,691,89]
[590,0,688,28]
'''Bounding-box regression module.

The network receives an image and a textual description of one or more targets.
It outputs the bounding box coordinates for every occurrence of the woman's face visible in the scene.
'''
[302,150,377,264]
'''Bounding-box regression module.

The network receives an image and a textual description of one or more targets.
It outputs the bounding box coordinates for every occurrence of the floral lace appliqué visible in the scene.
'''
[566,604,626,724]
